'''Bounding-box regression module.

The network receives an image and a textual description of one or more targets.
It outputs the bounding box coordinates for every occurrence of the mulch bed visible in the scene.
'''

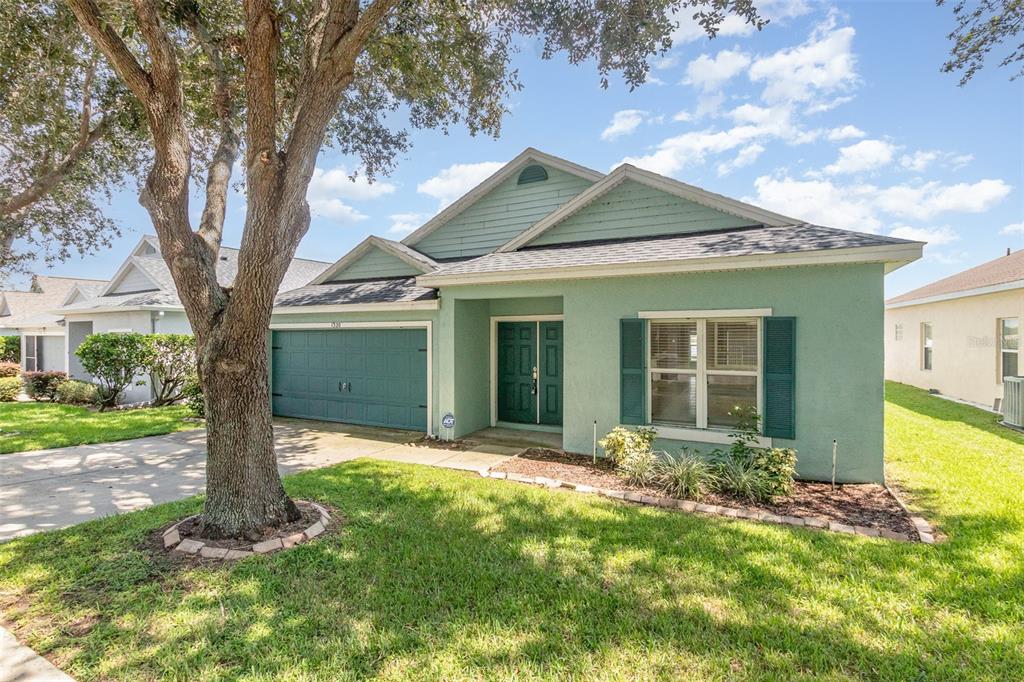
[175,501,324,551]
[494,448,917,536]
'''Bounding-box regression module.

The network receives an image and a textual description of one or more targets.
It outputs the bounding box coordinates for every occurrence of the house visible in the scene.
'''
[268,148,923,483]
[54,235,329,402]
[0,275,107,371]
[885,249,1023,410]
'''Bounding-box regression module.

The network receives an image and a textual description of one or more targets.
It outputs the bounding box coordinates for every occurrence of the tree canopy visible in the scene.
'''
[939,0,1024,85]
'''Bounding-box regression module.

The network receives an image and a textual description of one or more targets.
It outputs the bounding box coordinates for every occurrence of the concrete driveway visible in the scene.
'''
[0,419,522,543]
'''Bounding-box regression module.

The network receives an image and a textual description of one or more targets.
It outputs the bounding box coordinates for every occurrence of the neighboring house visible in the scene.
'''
[55,235,329,403]
[267,148,923,483]
[885,249,1023,410]
[0,275,107,371]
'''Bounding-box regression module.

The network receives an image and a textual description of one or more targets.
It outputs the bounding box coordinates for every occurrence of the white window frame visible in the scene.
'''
[643,316,767,446]
[894,322,904,341]
[998,317,1019,382]
[921,322,933,371]
[23,335,39,372]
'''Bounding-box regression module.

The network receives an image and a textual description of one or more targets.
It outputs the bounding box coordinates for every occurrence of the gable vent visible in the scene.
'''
[517,164,548,185]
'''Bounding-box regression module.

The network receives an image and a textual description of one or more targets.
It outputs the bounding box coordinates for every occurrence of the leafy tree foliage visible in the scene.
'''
[75,332,150,409]
[939,0,1024,84]
[0,0,147,273]
[0,337,19,363]
[143,333,196,406]
[52,0,764,538]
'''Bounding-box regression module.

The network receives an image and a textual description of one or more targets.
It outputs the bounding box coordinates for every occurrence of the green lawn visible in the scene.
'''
[0,382,1021,680]
[0,403,198,454]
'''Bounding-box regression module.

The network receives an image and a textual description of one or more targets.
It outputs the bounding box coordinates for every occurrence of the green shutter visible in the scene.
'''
[763,316,796,439]
[620,318,646,425]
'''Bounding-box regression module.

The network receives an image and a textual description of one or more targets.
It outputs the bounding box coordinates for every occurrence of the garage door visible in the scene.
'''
[271,328,428,431]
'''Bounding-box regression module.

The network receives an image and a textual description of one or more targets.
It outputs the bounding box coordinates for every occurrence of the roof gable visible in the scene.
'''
[499,164,801,252]
[105,259,163,295]
[886,249,1024,306]
[402,148,603,260]
[312,236,437,285]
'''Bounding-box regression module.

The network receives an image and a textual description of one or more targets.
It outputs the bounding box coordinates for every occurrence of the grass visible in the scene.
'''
[0,382,1021,680]
[0,403,197,454]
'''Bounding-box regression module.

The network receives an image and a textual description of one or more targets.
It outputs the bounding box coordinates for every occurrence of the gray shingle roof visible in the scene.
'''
[0,276,108,328]
[422,225,918,279]
[274,278,438,307]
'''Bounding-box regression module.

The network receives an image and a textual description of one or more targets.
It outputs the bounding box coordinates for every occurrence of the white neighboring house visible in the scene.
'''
[0,275,107,372]
[53,235,330,403]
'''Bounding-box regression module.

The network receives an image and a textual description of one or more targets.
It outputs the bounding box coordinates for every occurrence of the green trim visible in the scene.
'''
[620,318,646,425]
[763,316,796,440]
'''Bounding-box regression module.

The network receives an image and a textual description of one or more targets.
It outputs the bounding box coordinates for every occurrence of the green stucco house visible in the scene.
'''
[270,149,923,483]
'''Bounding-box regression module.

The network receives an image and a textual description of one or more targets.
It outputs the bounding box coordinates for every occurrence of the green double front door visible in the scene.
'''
[497,321,563,426]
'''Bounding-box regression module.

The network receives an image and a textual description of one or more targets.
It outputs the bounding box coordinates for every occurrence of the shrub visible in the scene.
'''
[599,425,657,464]
[618,449,660,487]
[55,380,100,405]
[752,447,798,498]
[0,377,20,401]
[182,372,204,417]
[75,333,150,409]
[22,371,67,401]
[143,334,195,406]
[657,450,718,500]
[714,457,773,503]
[0,336,19,363]
[0,361,20,378]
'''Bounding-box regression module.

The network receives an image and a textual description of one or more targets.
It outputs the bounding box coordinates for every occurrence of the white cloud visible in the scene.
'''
[672,110,692,122]
[825,139,896,174]
[1001,222,1024,235]
[717,144,765,176]
[671,0,811,44]
[748,16,858,106]
[655,55,679,70]
[827,125,865,141]
[308,199,368,223]
[888,224,959,245]
[308,166,396,202]
[683,49,751,91]
[750,174,1013,231]
[387,213,427,236]
[601,109,649,141]
[417,161,505,207]
[899,150,939,172]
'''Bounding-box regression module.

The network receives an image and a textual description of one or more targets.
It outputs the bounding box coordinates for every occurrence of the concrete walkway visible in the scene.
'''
[0,626,74,682]
[0,419,522,543]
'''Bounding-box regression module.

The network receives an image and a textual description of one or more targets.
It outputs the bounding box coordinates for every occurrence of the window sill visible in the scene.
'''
[650,424,772,448]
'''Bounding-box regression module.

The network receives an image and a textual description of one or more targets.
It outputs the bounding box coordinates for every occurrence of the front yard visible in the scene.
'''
[0,403,197,454]
[0,382,1021,680]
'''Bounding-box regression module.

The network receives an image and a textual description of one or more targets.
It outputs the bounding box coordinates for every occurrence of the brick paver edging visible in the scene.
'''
[480,469,932,543]
[161,501,331,559]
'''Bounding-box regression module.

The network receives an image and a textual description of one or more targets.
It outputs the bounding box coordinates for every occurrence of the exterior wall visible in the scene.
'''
[65,310,157,403]
[529,179,756,247]
[885,289,1023,408]
[40,336,65,372]
[326,247,421,282]
[412,165,594,259]
[438,263,886,483]
[109,265,158,294]
[153,311,192,334]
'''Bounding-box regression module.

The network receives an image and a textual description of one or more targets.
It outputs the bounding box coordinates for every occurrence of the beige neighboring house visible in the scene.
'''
[885,249,1023,410]
[0,275,107,372]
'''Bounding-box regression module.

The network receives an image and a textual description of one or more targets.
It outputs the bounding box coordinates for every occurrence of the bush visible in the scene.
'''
[75,333,150,409]
[182,372,204,417]
[657,450,718,500]
[0,377,20,401]
[618,449,660,487]
[599,425,657,464]
[143,334,195,406]
[714,457,773,503]
[0,361,20,378]
[55,380,100,405]
[22,371,67,401]
[0,336,19,363]
[752,447,798,498]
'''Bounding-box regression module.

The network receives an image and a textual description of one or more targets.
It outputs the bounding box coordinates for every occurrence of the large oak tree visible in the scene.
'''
[52,0,764,538]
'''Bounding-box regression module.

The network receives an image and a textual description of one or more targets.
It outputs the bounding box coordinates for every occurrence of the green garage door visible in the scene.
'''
[271,328,428,431]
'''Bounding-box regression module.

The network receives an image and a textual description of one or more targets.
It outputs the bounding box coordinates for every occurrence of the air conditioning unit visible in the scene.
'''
[1003,376,1024,428]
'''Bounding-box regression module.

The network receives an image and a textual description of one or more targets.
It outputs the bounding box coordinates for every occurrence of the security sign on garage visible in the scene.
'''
[271,327,428,431]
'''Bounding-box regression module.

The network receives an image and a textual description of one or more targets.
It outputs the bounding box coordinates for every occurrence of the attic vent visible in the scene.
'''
[517,164,548,185]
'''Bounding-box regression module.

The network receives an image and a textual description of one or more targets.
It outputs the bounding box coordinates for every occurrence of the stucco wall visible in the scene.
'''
[885,289,1023,408]
[437,263,885,483]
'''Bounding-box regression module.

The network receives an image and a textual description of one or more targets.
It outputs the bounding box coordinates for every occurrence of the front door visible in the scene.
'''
[496,321,563,426]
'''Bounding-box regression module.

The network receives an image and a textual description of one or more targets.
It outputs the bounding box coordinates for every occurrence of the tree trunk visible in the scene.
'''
[196,301,299,539]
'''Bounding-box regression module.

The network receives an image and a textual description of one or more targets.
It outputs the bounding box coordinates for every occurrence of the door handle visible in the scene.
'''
[531,366,538,395]
[339,381,352,392]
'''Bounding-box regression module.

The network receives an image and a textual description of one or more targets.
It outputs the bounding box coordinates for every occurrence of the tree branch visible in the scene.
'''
[65,0,153,103]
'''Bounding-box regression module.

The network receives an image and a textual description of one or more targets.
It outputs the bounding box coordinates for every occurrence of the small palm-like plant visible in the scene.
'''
[657,451,718,500]
[617,449,660,487]
[714,457,773,503]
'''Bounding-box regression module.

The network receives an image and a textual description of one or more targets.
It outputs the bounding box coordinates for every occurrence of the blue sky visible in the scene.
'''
[21,0,1024,297]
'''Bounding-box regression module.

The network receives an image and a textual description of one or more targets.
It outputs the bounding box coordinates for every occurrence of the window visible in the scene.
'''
[922,323,933,370]
[894,322,904,341]
[649,318,760,431]
[1000,318,1019,380]
[24,335,40,372]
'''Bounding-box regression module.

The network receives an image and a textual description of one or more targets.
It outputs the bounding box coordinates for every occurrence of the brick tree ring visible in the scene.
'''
[161,501,332,560]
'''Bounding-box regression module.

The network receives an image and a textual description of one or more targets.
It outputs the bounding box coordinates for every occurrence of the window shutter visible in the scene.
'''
[620,318,646,424]
[763,317,795,439]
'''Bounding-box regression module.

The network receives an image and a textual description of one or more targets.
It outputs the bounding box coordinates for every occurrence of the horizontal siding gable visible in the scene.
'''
[414,165,594,259]
[326,244,422,282]
[528,179,759,247]
[109,264,158,293]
